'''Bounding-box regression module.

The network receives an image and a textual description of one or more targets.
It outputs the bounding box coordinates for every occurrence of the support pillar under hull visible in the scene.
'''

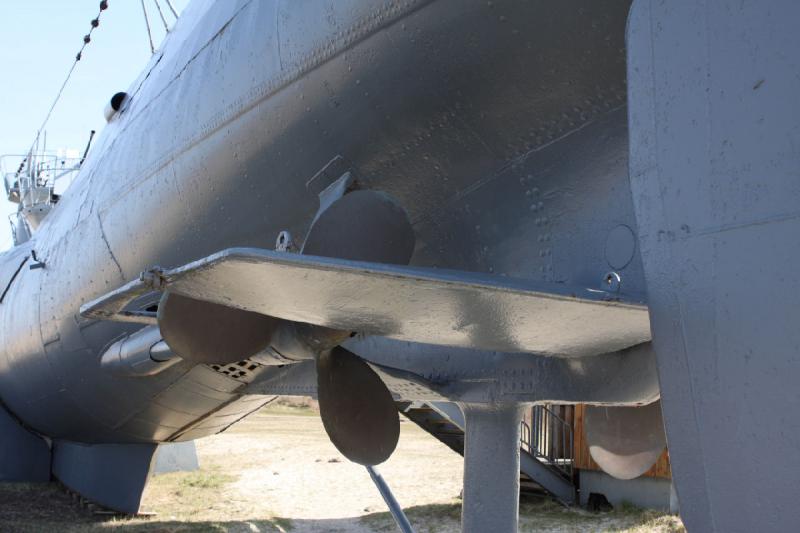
[460,403,524,533]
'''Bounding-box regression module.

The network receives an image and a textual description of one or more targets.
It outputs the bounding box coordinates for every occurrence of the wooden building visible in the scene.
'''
[523,404,675,511]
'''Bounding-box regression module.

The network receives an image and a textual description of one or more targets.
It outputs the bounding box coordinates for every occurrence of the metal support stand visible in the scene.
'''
[460,403,524,533]
[366,465,415,533]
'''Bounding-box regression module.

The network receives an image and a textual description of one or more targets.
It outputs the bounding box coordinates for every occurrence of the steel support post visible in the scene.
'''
[459,402,524,533]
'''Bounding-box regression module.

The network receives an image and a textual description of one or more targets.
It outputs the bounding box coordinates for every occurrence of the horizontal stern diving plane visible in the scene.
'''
[1,1,799,532]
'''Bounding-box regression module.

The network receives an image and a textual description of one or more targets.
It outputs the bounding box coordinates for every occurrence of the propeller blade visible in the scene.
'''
[317,346,400,466]
[302,190,415,265]
[584,400,667,480]
[157,291,278,364]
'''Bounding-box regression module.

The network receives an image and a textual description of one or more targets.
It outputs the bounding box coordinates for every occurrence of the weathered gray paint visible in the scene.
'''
[2,0,794,529]
[423,401,575,504]
[83,247,650,358]
[99,325,181,377]
[627,1,800,531]
[52,441,157,514]
[460,403,524,533]
[0,404,50,482]
[348,338,660,405]
[0,0,637,448]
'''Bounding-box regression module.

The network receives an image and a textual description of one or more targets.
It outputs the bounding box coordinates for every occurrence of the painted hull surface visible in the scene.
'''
[0,0,638,443]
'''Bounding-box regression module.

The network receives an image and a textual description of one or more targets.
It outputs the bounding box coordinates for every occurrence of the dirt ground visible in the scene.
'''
[0,403,684,533]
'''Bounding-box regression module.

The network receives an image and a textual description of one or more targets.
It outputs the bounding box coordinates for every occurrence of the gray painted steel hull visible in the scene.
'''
[2,0,797,529]
[628,1,800,531]
[0,0,639,444]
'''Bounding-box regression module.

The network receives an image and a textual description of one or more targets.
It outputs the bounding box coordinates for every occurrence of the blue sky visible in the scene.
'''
[0,0,190,250]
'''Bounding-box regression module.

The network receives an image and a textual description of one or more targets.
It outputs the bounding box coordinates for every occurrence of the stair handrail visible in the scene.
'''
[520,404,574,479]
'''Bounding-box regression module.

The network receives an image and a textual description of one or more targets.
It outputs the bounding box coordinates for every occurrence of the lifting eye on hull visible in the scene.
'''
[104,91,129,122]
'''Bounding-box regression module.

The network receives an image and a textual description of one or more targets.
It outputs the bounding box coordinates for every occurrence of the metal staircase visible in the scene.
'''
[397,401,576,504]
